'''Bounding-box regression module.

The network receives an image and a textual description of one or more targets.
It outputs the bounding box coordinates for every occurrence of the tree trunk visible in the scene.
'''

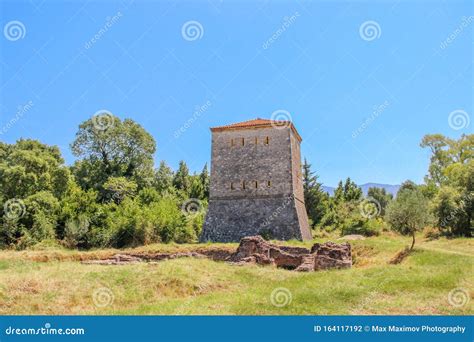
[410,232,416,250]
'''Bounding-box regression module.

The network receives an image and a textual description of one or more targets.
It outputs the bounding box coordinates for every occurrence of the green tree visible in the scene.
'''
[421,134,473,185]
[71,115,156,197]
[420,134,453,185]
[0,139,72,200]
[189,175,204,200]
[302,159,328,227]
[173,161,191,195]
[58,184,101,248]
[398,180,418,194]
[200,163,210,200]
[103,177,138,204]
[334,178,362,203]
[367,187,393,217]
[386,188,432,250]
[154,161,174,194]
[0,140,71,248]
[421,134,473,236]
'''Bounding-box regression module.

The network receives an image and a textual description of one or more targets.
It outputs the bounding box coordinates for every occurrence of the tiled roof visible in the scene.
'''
[210,118,302,141]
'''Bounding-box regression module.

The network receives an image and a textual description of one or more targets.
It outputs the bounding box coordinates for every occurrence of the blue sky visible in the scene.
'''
[0,0,472,187]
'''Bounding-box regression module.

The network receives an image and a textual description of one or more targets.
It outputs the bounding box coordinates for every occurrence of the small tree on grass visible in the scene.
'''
[386,187,432,250]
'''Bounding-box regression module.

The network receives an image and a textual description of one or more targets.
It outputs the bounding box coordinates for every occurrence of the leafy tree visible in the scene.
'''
[200,163,210,200]
[58,184,101,248]
[138,187,161,205]
[103,177,138,204]
[0,139,72,199]
[0,140,72,248]
[367,187,393,217]
[173,161,191,195]
[420,134,473,185]
[421,134,473,236]
[334,178,362,203]
[189,175,205,200]
[302,159,328,227]
[398,180,418,194]
[420,134,453,185]
[432,163,473,237]
[22,191,60,237]
[1,191,61,249]
[386,188,432,250]
[71,115,156,197]
[154,161,174,194]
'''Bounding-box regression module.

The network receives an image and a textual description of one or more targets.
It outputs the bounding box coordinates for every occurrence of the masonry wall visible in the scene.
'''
[209,127,292,199]
[200,125,311,242]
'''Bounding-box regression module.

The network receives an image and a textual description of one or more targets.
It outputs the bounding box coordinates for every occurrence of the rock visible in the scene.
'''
[314,255,352,270]
[295,254,316,272]
[311,242,352,270]
[230,236,352,272]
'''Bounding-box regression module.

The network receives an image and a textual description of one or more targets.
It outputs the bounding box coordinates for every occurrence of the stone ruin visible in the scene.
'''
[83,235,351,272]
[229,236,352,272]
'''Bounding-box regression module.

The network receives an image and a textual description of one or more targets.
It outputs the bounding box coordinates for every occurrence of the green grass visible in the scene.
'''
[0,234,472,315]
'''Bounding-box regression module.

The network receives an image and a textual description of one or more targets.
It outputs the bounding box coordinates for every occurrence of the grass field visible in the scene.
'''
[0,234,472,315]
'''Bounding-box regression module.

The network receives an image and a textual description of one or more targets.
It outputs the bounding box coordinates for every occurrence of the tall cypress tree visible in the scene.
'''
[302,158,328,227]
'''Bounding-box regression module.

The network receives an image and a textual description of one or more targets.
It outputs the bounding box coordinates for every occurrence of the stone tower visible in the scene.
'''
[200,118,311,242]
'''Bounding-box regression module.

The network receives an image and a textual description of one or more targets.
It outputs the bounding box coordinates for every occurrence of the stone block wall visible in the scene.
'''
[200,123,311,242]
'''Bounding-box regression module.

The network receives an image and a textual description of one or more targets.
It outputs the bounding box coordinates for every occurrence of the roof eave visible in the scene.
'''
[210,123,302,142]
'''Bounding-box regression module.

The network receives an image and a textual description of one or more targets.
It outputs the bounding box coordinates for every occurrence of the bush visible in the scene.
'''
[341,218,383,237]
[0,191,60,249]
[104,195,188,247]
[423,226,441,240]
[63,215,90,248]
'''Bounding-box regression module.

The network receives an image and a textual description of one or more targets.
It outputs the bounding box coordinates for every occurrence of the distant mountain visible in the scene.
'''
[322,183,400,197]
[322,186,336,196]
[359,183,400,197]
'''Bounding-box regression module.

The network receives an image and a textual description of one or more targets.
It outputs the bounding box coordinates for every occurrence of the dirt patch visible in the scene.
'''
[389,247,412,264]
[338,234,366,241]
[352,245,378,266]
[81,249,234,265]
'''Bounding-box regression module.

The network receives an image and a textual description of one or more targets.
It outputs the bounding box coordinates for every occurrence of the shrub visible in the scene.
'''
[341,218,383,237]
